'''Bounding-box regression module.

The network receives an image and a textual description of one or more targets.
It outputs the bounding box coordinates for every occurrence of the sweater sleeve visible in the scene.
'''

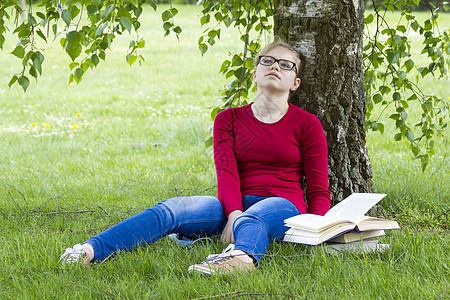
[213,110,243,217]
[300,115,331,216]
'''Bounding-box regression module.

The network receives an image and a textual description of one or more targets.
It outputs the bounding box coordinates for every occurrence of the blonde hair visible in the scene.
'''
[257,42,305,78]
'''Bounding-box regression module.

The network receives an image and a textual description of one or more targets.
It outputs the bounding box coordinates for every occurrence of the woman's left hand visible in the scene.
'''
[220,210,242,244]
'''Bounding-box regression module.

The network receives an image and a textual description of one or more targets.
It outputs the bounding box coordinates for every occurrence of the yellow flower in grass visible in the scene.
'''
[70,124,78,130]
[42,122,51,127]
[76,113,81,116]
[31,122,36,127]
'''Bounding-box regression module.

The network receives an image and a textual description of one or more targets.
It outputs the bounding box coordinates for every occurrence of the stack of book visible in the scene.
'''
[283,193,400,254]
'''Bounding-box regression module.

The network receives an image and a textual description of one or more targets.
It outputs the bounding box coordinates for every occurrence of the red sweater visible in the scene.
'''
[213,103,330,217]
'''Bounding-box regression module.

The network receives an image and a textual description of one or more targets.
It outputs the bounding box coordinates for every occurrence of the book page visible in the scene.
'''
[325,193,387,222]
[356,216,400,231]
[284,214,354,232]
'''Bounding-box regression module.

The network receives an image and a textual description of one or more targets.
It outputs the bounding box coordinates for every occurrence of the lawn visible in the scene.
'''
[0,4,449,299]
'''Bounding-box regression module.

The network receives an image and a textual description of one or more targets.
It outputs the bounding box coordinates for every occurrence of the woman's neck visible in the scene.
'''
[251,91,290,123]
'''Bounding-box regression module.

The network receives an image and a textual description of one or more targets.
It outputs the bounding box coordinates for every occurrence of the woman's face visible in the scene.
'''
[253,46,301,95]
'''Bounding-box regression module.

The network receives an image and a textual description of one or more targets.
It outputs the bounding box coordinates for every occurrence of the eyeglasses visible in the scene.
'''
[257,55,297,72]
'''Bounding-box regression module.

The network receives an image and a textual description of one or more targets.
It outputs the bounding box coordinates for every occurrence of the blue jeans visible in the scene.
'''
[85,195,299,263]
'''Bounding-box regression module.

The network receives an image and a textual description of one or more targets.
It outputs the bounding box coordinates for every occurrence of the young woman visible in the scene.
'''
[60,42,331,275]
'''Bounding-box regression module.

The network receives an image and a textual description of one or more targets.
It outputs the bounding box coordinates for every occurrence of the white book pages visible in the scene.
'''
[324,193,387,222]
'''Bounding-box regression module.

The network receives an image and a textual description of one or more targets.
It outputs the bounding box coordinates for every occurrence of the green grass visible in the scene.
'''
[0,5,449,299]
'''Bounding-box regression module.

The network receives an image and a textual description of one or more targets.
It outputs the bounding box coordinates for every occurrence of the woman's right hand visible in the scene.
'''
[220,210,243,244]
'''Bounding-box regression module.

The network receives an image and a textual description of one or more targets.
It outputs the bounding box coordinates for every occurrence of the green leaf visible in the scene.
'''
[406,130,415,142]
[29,66,38,79]
[91,54,100,66]
[411,145,420,156]
[137,39,145,48]
[62,9,71,26]
[117,8,131,19]
[173,26,182,35]
[418,67,429,77]
[400,110,408,120]
[231,54,243,66]
[387,52,400,64]
[371,122,379,131]
[397,25,406,33]
[69,6,80,19]
[219,60,231,74]
[389,113,400,120]
[373,94,383,103]
[162,10,172,22]
[73,68,84,84]
[163,22,172,31]
[378,122,385,134]
[95,22,108,37]
[408,94,418,101]
[204,136,213,147]
[200,14,210,26]
[86,5,98,16]
[223,17,232,27]
[8,75,18,88]
[199,43,208,55]
[394,133,402,141]
[101,4,115,20]
[387,4,395,12]
[134,6,143,18]
[364,14,374,24]
[0,35,5,50]
[36,29,47,42]
[32,58,42,75]
[69,62,79,70]
[148,0,157,11]
[32,51,45,64]
[126,54,137,66]
[404,59,414,72]
[18,76,30,91]
[211,107,222,119]
[11,46,25,59]
[120,16,132,33]
[380,86,391,95]
[398,71,407,80]
[36,12,46,19]
[28,14,37,26]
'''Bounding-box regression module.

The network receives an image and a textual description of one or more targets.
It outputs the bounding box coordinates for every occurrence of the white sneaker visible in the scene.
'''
[188,244,254,275]
[59,244,90,267]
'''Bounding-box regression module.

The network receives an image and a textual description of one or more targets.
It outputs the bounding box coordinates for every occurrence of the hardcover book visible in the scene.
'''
[283,193,400,246]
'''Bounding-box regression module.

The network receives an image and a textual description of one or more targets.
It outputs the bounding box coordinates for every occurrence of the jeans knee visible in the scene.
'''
[233,213,263,230]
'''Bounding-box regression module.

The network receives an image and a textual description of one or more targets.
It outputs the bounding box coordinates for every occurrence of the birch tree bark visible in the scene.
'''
[273,0,374,203]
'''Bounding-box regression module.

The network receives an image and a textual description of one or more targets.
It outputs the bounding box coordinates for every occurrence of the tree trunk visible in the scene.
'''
[273,0,374,203]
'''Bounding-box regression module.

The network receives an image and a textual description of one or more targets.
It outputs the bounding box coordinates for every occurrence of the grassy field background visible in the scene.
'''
[0,4,449,299]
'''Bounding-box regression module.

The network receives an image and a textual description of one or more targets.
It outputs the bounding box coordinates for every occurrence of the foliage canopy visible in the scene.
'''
[0,0,448,169]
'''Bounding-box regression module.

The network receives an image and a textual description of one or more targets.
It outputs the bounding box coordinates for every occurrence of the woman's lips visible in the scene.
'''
[266,72,280,79]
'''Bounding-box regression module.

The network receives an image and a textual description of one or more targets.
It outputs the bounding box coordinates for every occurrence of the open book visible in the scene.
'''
[283,193,400,245]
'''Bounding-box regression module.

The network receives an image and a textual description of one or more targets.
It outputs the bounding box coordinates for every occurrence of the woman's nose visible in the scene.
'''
[270,62,280,71]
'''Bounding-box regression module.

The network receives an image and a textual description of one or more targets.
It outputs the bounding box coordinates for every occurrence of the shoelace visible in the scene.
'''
[59,244,83,264]
[202,244,235,265]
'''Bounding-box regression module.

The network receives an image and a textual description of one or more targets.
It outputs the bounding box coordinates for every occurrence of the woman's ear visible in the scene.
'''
[290,78,301,91]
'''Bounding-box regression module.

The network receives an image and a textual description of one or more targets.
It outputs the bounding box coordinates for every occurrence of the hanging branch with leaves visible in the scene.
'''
[364,0,449,170]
